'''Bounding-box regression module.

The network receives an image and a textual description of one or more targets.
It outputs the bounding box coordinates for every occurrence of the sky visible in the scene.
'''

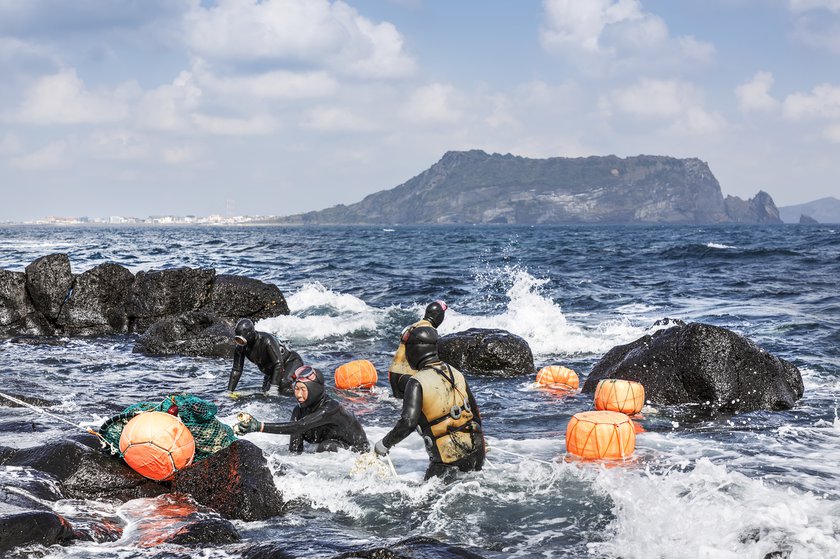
[1,0,839,222]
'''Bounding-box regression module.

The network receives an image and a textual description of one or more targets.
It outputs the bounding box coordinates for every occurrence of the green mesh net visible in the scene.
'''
[99,394,237,461]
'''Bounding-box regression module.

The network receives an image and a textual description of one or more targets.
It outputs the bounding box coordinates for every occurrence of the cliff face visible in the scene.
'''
[287,150,782,225]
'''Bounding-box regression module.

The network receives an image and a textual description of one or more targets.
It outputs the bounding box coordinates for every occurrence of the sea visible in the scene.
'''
[0,224,838,559]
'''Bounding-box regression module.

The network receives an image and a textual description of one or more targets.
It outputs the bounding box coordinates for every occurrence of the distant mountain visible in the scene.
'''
[778,197,840,224]
[283,150,783,225]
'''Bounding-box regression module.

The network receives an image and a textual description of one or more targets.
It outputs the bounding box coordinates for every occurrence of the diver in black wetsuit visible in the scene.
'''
[227,318,304,395]
[375,326,485,481]
[233,366,370,454]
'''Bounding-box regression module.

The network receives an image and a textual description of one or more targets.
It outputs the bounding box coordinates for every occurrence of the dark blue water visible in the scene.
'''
[1,224,839,558]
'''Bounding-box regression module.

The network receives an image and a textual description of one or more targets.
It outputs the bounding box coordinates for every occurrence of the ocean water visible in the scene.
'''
[0,224,839,559]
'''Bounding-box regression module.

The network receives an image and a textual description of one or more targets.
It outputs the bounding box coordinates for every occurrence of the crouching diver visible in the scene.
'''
[388,300,447,399]
[375,326,485,481]
[234,366,370,454]
[228,318,304,395]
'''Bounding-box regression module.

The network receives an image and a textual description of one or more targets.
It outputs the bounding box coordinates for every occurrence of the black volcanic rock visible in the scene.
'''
[126,267,216,332]
[25,254,73,322]
[133,311,235,357]
[438,328,534,378]
[582,322,804,413]
[0,270,53,336]
[284,150,782,225]
[57,262,135,336]
[205,274,289,322]
[0,510,74,554]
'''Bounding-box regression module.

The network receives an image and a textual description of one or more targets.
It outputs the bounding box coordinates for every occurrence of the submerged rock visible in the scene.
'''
[330,536,487,558]
[119,494,239,547]
[583,322,804,412]
[133,311,235,357]
[172,439,286,521]
[0,510,74,554]
[438,328,534,378]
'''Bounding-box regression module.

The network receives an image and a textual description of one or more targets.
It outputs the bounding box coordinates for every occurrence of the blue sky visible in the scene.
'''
[1,0,838,221]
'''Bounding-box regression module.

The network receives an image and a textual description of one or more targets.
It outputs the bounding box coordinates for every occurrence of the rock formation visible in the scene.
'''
[283,150,783,225]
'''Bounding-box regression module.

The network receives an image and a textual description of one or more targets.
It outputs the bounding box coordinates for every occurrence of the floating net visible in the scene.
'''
[99,394,236,461]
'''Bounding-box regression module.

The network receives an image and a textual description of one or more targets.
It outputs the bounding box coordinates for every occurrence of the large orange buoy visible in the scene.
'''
[535,365,579,390]
[594,379,645,415]
[334,359,378,390]
[119,411,195,481]
[565,410,636,460]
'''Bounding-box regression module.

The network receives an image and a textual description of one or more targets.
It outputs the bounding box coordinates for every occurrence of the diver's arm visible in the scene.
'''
[264,401,337,435]
[287,407,304,454]
[227,346,246,391]
[382,379,422,449]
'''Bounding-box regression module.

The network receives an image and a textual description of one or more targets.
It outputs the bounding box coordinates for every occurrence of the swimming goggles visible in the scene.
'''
[234,335,248,346]
[292,366,318,383]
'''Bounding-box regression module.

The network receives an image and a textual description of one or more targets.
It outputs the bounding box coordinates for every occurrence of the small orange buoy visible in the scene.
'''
[334,359,378,390]
[535,365,579,390]
[119,411,195,481]
[594,379,645,415]
[565,410,636,460]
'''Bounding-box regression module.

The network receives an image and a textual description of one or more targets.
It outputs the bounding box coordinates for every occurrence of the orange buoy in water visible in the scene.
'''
[565,410,636,460]
[119,411,195,481]
[535,365,579,390]
[594,379,645,415]
[334,359,378,390]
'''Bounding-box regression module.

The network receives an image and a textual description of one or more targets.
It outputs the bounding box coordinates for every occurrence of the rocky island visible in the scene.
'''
[283,150,782,225]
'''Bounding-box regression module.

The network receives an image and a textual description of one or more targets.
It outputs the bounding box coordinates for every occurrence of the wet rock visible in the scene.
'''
[206,274,290,322]
[126,267,216,333]
[133,311,235,358]
[583,322,804,412]
[0,466,63,510]
[172,439,286,521]
[1,439,167,502]
[8,336,67,346]
[331,536,487,559]
[240,544,295,559]
[119,494,239,547]
[438,328,534,378]
[0,270,53,336]
[0,510,74,554]
[57,262,135,336]
[25,254,74,323]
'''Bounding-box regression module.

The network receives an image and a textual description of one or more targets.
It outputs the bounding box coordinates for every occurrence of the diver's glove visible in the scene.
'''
[234,413,263,435]
[374,439,389,457]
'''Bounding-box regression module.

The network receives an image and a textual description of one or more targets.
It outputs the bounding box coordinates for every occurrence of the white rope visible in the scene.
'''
[490,446,555,466]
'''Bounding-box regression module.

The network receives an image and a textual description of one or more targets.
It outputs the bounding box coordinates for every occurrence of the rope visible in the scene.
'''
[489,446,555,466]
[0,390,120,455]
[383,454,398,478]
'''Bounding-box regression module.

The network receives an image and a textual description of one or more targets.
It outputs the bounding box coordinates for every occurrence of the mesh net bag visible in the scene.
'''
[99,393,236,461]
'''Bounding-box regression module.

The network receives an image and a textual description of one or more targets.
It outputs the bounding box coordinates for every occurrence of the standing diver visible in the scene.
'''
[388,300,447,398]
[228,318,304,395]
[234,365,370,454]
[375,326,485,481]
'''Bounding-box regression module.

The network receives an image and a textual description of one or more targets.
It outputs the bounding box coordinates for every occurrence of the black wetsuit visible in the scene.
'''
[228,331,304,394]
[261,394,370,454]
[382,367,485,481]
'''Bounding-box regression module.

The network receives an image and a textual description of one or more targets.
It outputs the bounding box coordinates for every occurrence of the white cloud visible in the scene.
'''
[17,68,135,125]
[0,133,22,156]
[162,145,199,165]
[539,0,714,72]
[88,130,149,160]
[135,71,202,131]
[183,0,415,79]
[823,123,840,142]
[192,113,276,135]
[789,0,840,12]
[400,83,461,124]
[604,78,726,134]
[193,62,338,100]
[9,141,67,169]
[783,84,840,120]
[736,72,780,112]
[301,107,377,132]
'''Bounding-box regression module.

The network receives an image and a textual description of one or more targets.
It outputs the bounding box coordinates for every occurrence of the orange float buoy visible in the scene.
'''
[535,365,579,390]
[334,359,378,390]
[565,410,636,460]
[119,411,195,481]
[594,379,645,415]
